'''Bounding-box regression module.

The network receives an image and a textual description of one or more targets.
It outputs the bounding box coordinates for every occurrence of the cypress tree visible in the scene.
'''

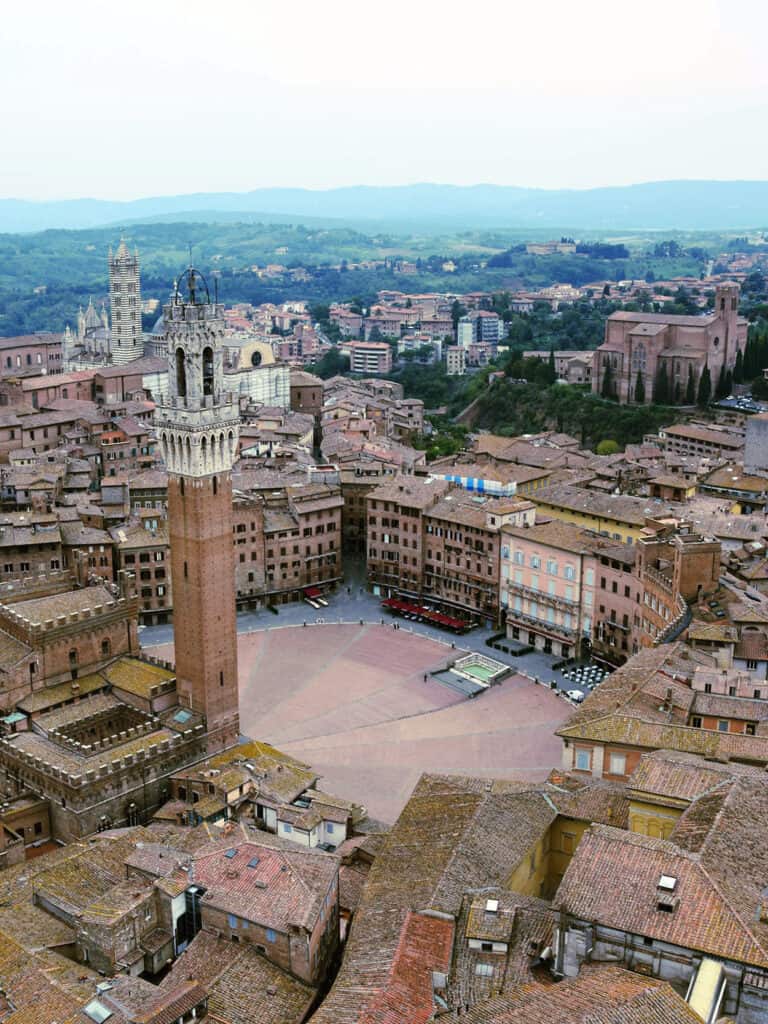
[697,364,712,407]
[548,346,556,383]
[724,369,733,396]
[744,336,756,379]
[758,332,768,376]
[685,364,696,404]
[654,363,670,404]
[634,371,645,404]
[734,348,744,384]
[715,364,727,400]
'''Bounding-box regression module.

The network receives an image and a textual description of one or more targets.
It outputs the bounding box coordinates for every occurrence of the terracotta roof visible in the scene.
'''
[664,424,742,448]
[367,476,452,509]
[186,840,337,934]
[532,484,658,527]
[17,672,107,714]
[125,842,191,878]
[156,929,314,1024]
[628,749,763,805]
[610,309,717,327]
[688,619,739,643]
[691,690,768,721]
[339,863,368,913]
[311,774,563,1024]
[557,645,693,735]
[10,584,116,624]
[438,965,702,1023]
[735,631,768,661]
[0,629,31,670]
[556,823,768,968]
[103,656,175,697]
[359,911,454,1024]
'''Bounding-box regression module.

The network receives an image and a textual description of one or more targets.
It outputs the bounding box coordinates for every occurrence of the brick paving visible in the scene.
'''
[148,622,570,823]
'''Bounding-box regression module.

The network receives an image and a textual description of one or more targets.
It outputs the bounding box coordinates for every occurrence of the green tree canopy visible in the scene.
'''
[596,439,621,455]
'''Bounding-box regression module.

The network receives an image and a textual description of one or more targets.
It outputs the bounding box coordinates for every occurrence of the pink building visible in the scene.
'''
[500,520,639,661]
[0,334,64,376]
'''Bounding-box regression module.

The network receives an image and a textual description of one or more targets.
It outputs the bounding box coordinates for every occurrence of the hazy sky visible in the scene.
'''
[3,0,768,200]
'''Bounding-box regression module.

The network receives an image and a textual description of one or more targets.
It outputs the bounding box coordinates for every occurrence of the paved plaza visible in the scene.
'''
[146,620,571,823]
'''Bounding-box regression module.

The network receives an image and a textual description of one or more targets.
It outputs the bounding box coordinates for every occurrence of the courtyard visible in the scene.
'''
[146,621,571,823]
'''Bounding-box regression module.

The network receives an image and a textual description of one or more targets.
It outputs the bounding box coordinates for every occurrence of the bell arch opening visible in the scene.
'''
[203,346,214,396]
[176,348,187,398]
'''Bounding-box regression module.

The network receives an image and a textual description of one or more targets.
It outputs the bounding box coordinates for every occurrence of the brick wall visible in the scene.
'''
[169,473,239,752]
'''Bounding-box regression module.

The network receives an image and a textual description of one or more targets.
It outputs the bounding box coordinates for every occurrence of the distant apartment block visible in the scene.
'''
[342,341,392,375]
[446,345,466,376]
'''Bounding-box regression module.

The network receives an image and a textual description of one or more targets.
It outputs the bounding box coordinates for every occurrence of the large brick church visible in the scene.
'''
[591,282,748,404]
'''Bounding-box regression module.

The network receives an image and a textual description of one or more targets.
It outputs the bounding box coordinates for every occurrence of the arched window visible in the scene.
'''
[203,346,214,396]
[176,348,187,398]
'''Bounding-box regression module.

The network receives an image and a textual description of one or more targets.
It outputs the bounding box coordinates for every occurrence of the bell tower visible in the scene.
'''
[109,240,144,364]
[156,268,240,752]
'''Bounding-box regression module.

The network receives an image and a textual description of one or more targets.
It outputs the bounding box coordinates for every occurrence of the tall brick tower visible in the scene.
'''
[108,240,144,364]
[156,269,241,752]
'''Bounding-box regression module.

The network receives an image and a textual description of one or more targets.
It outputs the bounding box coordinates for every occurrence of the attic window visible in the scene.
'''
[247,856,260,868]
[224,848,237,859]
[658,875,677,892]
[485,899,499,914]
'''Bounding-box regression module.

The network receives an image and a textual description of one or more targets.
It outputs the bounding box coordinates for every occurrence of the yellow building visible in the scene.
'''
[531,484,650,544]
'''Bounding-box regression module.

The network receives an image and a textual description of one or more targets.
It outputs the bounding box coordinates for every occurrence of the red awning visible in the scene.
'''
[381,599,466,631]
[304,587,322,599]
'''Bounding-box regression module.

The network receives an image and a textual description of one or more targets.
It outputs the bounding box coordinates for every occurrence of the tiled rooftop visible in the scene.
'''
[158,930,314,1024]
[311,774,567,1024]
[9,584,117,625]
[103,656,175,697]
[556,822,768,968]
[187,839,337,933]
[439,964,702,1023]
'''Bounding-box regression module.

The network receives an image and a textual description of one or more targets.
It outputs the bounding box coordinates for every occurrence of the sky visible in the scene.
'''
[2,0,768,200]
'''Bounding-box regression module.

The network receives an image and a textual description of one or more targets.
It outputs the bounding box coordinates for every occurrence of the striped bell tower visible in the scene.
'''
[155,268,240,752]
[108,240,144,364]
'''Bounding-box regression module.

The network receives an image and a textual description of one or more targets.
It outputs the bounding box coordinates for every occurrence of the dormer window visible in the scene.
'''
[657,874,678,912]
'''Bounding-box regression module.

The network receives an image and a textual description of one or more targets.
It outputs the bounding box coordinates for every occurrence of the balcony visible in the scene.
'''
[505,610,578,640]
[602,618,630,633]
[508,582,578,612]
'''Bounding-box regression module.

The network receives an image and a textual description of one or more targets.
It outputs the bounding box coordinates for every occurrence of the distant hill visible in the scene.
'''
[2,181,768,233]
